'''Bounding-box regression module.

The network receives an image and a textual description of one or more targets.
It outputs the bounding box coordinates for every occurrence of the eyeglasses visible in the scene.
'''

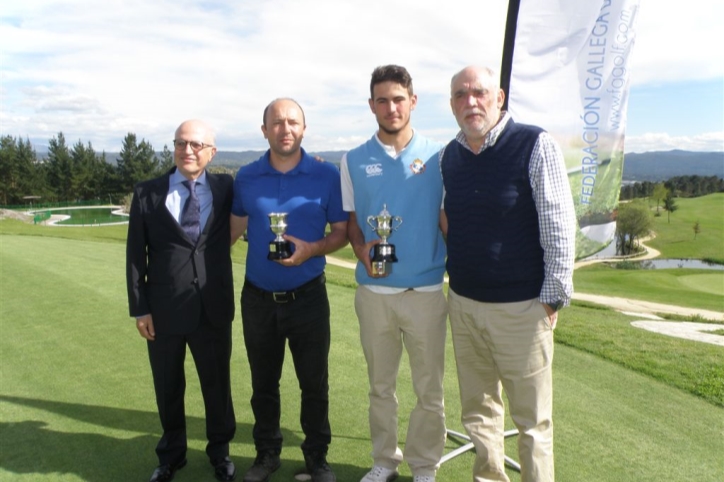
[173,140,215,151]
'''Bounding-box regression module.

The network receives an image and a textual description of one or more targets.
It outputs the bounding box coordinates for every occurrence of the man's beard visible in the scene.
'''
[271,141,301,158]
[378,116,410,136]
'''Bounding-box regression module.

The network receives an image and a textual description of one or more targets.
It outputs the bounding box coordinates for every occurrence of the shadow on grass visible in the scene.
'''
[0,395,378,481]
[0,419,171,481]
[0,395,265,442]
[0,395,257,480]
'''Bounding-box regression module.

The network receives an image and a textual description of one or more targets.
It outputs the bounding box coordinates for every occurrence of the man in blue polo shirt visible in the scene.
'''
[230,98,348,482]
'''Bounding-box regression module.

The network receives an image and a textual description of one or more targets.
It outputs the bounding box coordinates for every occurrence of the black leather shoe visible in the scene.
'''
[212,456,237,481]
[149,459,187,482]
[304,451,336,482]
[242,451,281,482]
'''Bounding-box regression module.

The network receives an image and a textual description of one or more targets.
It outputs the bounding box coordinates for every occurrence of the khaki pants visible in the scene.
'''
[355,287,448,477]
[448,289,555,482]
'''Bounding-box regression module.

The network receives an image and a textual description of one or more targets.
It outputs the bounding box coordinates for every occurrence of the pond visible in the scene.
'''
[581,242,724,270]
[34,207,128,226]
[622,259,724,270]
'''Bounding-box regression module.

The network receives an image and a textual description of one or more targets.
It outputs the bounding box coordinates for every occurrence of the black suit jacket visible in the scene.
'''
[126,168,235,334]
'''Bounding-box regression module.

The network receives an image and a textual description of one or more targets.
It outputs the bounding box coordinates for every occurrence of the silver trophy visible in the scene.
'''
[366,204,403,276]
[268,212,292,260]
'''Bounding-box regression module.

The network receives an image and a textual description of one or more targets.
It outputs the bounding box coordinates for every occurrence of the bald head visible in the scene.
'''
[261,98,306,163]
[175,119,216,145]
[173,119,217,180]
[450,66,499,93]
[263,98,306,128]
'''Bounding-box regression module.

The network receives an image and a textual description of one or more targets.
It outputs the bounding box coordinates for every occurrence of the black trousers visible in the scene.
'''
[241,276,332,455]
[147,319,235,465]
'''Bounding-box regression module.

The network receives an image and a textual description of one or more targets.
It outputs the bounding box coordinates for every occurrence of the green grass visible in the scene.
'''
[327,243,357,263]
[573,263,724,312]
[573,193,724,312]
[0,218,128,243]
[559,302,723,406]
[645,193,724,263]
[2,231,724,481]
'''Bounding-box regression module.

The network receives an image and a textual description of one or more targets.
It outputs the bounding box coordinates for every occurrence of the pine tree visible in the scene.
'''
[663,192,678,224]
[0,136,19,205]
[117,133,158,192]
[158,144,174,173]
[46,133,74,202]
[16,138,45,204]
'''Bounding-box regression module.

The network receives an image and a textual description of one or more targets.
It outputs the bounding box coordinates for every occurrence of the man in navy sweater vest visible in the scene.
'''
[440,66,576,482]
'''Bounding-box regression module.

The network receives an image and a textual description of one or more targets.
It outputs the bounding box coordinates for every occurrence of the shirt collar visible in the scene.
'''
[260,147,313,175]
[455,111,511,154]
[171,168,207,187]
[374,129,415,159]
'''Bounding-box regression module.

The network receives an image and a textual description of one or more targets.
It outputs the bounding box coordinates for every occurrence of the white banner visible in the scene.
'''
[506,0,641,258]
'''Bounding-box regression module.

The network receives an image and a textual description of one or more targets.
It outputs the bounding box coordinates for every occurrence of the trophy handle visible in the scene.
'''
[366,216,376,230]
[392,216,403,231]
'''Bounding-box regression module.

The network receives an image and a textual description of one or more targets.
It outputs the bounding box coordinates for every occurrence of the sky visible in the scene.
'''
[1,0,723,155]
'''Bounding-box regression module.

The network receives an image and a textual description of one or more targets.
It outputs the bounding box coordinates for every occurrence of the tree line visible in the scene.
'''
[620,175,724,201]
[3,131,721,209]
[613,174,723,255]
[0,133,175,207]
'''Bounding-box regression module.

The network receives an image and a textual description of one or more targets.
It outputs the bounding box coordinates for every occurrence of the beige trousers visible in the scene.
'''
[448,289,555,482]
[355,287,448,477]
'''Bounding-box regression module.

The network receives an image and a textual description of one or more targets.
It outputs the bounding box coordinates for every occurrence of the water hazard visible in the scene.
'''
[33,207,128,226]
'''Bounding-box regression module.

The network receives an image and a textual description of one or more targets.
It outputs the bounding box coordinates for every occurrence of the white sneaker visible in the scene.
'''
[413,476,435,482]
[360,465,399,482]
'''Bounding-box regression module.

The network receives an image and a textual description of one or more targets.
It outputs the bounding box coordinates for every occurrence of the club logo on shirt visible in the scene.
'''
[409,158,426,175]
[365,163,383,177]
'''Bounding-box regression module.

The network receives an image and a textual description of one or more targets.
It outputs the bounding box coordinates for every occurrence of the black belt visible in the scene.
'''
[245,273,325,303]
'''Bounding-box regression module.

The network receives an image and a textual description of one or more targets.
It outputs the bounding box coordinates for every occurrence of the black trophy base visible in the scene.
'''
[371,243,397,276]
[268,240,292,260]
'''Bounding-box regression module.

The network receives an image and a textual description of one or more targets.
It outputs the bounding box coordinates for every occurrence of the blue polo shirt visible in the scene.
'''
[232,148,348,291]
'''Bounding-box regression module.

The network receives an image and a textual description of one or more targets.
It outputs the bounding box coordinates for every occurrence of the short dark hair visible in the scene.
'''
[370,65,413,100]
[263,98,306,127]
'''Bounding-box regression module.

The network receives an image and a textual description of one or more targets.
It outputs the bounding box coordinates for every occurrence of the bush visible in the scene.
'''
[613,260,651,270]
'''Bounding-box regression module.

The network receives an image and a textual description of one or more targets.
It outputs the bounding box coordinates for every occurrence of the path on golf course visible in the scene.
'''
[573,241,723,321]
[325,239,724,323]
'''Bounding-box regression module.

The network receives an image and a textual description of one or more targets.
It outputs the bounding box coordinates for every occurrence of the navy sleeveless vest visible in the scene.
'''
[441,120,545,303]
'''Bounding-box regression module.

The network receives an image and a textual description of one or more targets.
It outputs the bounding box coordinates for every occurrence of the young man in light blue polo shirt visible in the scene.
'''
[231,98,348,482]
[340,65,448,482]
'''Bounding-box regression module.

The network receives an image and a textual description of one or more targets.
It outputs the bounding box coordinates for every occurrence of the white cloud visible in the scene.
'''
[0,0,722,153]
[629,0,724,85]
[625,132,724,153]
[20,86,104,113]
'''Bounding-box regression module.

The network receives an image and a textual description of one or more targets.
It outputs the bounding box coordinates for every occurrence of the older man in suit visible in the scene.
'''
[126,119,237,482]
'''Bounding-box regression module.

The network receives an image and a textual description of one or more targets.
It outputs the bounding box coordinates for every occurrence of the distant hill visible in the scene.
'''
[214,149,724,180]
[93,150,346,168]
[64,149,723,181]
[621,150,723,181]
[214,150,724,182]
[208,151,262,166]
[212,150,345,167]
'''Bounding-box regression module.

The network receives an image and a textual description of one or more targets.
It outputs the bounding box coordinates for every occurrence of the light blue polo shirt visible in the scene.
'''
[232,148,348,292]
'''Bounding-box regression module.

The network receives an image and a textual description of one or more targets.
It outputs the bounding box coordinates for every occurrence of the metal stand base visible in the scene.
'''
[441,429,521,473]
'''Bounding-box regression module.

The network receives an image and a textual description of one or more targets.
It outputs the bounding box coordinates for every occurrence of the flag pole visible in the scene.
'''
[499,0,521,111]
